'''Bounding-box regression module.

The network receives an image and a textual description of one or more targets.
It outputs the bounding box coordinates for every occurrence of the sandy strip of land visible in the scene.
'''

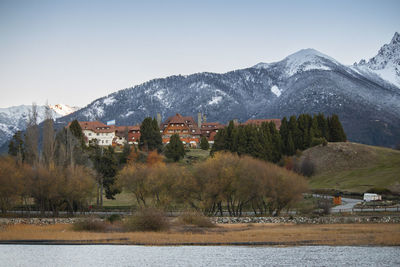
[1,223,399,246]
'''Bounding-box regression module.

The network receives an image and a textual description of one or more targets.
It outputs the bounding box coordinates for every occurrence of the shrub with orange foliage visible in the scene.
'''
[118,152,307,216]
[0,157,26,213]
[146,151,165,166]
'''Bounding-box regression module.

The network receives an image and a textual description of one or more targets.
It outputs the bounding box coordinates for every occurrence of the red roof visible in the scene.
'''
[162,113,197,126]
[115,125,141,138]
[68,121,116,133]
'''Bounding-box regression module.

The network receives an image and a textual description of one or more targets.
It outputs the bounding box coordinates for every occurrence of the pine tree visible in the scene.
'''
[164,134,185,162]
[69,120,84,143]
[225,121,235,151]
[279,117,289,154]
[269,122,282,162]
[286,133,295,156]
[8,131,25,163]
[288,116,300,151]
[199,136,210,150]
[151,118,163,151]
[328,114,347,142]
[236,126,247,156]
[316,113,330,141]
[139,117,163,152]
[211,128,227,154]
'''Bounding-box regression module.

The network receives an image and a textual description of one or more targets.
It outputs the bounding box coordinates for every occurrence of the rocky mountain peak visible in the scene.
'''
[390,32,400,45]
[353,32,400,88]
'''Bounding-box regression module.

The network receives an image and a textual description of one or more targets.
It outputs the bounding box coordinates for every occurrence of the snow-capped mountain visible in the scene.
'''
[0,104,79,148]
[53,33,400,148]
[50,104,80,117]
[352,32,400,88]
[2,33,400,151]
[254,48,340,78]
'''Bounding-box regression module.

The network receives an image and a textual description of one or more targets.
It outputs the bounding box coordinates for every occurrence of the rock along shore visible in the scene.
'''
[212,216,400,224]
[1,216,400,225]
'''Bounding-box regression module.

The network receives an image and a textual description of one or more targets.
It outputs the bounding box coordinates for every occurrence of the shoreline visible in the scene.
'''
[1,223,399,247]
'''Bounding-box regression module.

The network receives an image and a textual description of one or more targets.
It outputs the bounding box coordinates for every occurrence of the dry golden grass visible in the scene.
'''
[1,223,399,246]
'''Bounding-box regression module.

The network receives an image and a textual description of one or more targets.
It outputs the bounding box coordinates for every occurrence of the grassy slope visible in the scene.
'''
[302,142,400,193]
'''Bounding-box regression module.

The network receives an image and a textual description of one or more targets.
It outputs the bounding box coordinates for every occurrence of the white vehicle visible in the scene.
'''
[363,193,382,202]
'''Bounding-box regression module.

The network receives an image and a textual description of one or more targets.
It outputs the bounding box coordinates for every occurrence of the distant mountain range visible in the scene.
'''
[1,32,399,151]
[0,104,79,148]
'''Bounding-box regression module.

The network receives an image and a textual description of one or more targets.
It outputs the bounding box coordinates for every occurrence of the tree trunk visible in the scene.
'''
[100,177,103,206]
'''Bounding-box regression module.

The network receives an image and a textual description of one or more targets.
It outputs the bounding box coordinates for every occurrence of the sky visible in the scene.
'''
[0,0,399,108]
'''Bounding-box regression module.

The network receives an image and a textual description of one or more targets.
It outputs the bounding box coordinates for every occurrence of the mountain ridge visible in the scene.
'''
[1,33,400,151]
[0,104,79,148]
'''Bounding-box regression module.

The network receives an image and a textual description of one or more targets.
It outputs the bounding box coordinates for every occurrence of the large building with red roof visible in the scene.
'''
[69,115,281,148]
[160,113,202,147]
[68,121,116,146]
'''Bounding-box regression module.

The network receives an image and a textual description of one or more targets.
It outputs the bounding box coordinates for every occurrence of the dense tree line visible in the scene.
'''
[118,152,307,216]
[3,110,329,216]
[212,113,346,162]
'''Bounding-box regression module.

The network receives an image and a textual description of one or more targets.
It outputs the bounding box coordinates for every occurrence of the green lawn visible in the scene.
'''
[306,143,400,193]
[97,190,136,207]
[180,148,211,164]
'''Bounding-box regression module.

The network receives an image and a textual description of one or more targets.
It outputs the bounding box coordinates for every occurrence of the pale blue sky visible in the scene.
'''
[0,0,399,108]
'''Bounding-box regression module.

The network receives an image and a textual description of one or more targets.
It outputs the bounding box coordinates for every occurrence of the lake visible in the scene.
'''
[0,245,399,266]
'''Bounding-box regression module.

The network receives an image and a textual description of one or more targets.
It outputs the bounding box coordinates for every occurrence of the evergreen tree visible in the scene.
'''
[328,114,347,142]
[90,145,120,201]
[311,115,321,138]
[69,120,85,147]
[139,117,163,152]
[118,142,131,165]
[199,136,210,150]
[8,131,25,163]
[286,133,296,156]
[279,117,289,154]
[269,122,282,162]
[236,126,247,156]
[288,116,301,151]
[151,118,163,151]
[165,134,185,162]
[225,121,235,151]
[316,113,330,141]
[211,128,227,154]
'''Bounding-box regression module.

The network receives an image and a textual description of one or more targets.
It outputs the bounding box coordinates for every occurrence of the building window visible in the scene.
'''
[88,133,92,136]
[97,133,99,136]
[102,140,104,144]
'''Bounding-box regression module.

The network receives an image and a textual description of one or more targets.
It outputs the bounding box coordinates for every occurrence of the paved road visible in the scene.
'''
[311,194,400,213]
[331,197,360,212]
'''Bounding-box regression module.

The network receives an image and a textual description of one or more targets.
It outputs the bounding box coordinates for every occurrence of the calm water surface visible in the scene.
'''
[0,245,399,266]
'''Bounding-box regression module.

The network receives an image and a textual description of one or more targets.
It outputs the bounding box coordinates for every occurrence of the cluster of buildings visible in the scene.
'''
[72,113,280,148]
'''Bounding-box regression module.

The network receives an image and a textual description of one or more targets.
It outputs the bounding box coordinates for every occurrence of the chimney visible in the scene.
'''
[198,112,202,128]
[157,113,162,126]
[203,114,207,123]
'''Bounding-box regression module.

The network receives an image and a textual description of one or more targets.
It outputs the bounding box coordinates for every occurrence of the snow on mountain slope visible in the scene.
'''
[0,104,79,147]
[2,33,400,151]
[55,33,400,148]
[352,32,400,88]
[50,104,80,117]
[254,48,339,78]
